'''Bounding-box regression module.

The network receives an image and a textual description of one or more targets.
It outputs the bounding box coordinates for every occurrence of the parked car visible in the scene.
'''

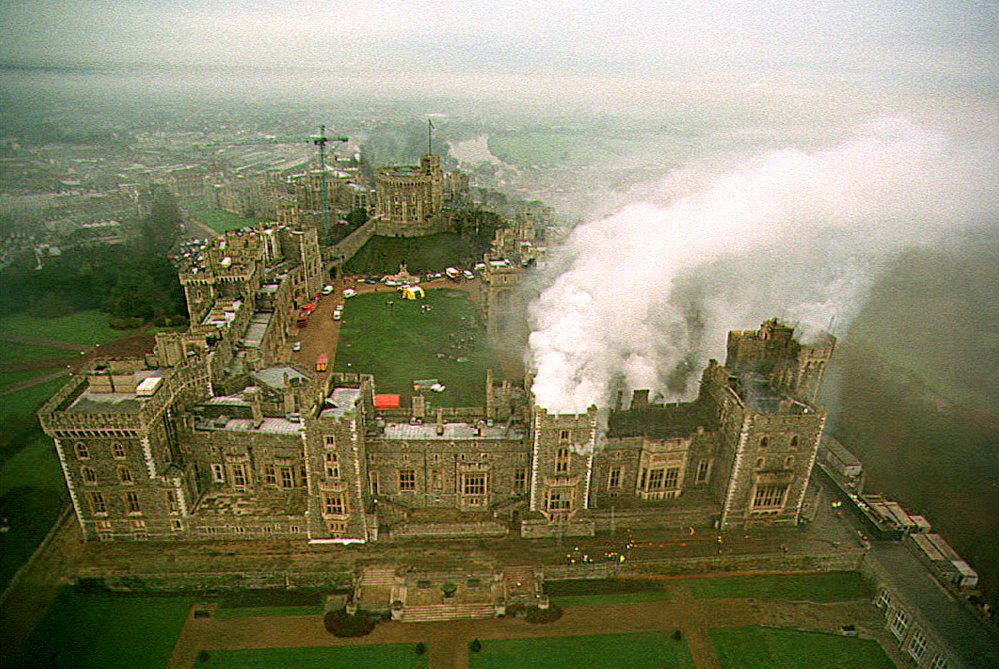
[291,341,302,351]
[343,288,358,298]
[322,284,334,295]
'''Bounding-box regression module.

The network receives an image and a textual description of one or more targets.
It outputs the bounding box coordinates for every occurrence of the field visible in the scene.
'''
[709,627,895,669]
[468,632,695,669]
[345,234,486,275]
[683,572,869,601]
[194,644,428,669]
[12,588,195,669]
[184,204,270,234]
[0,309,138,345]
[334,289,499,407]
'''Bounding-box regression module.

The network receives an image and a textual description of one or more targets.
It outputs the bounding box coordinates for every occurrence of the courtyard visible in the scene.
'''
[333,288,500,407]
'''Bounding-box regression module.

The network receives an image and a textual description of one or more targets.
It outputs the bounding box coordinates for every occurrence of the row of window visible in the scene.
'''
[81,465,135,485]
[758,435,800,450]
[755,455,795,470]
[211,462,306,489]
[86,490,180,516]
[877,590,950,669]
[380,469,527,495]
[73,441,128,460]
[751,484,788,510]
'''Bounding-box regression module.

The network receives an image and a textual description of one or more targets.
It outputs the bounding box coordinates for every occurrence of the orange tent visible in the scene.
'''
[374,394,401,409]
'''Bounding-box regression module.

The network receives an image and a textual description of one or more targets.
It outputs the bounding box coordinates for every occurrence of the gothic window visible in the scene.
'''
[784,455,794,469]
[325,451,339,479]
[790,436,799,448]
[264,464,276,485]
[324,434,335,448]
[118,466,133,484]
[559,429,570,442]
[165,490,179,514]
[171,519,183,531]
[299,466,308,488]
[755,457,765,469]
[908,629,927,662]
[890,607,910,639]
[280,467,293,489]
[555,447,570,474]
[759,437,769,449]
[608,465,623,489]
[232,463,248,487]
[82,467,97,484]
[211,463,225,483]
[647,468,665,490]
[399,469,416,491]
[124,491,141,514]
[663,467,679,490]
[75,442,90,459]
[323,492,346,516]
[877,589,891,610]
[89,492,107,515]
[752,484,787,510]
[463,472,487,496]
[695,459,710,484]
[514,468,527,493]
[112,442,127,458]
[547,489,571,512]
[369,471,380,495]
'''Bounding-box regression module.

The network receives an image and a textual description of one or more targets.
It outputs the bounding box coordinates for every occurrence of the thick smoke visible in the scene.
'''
[528,118,997,413]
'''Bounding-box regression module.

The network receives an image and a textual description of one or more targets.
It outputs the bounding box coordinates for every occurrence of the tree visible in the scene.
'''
[470,639,482,653]
[138,189,181,256]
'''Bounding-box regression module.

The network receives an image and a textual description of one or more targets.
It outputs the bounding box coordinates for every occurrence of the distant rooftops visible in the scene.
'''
[320,387,362,421]
[381,422,521,441]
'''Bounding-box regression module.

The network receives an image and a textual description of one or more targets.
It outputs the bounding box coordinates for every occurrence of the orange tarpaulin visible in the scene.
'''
[374,394,401,409]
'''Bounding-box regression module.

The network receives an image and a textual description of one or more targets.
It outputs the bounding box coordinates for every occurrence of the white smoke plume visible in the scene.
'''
[528,118,998,413]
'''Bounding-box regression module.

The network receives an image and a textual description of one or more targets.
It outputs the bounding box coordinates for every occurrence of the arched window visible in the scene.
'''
[784,455,794,469]
[555,447,570,473]
[82,466,97,483]
[790,436,798,448]
[759,437,769,450]
[755,457,765,469]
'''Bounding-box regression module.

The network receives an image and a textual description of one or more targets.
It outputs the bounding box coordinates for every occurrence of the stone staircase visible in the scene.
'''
[503,565,539,601]
[402,602,496,622]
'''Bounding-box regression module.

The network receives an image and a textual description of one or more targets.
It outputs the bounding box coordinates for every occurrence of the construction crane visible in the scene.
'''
[197,126,348,238]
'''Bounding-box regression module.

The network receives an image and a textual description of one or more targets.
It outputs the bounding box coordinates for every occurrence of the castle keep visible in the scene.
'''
[37,225,835,544]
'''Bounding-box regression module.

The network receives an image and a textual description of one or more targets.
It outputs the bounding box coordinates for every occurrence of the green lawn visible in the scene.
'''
[469,632,695,669]
[545,579,671,607]
[185,204,270,234]
[334,289,498,407]
[0,340,77,363]
[0,367,66,389]
[0,376,69,450]
[710,627,895,669]
[345,234,486,275]
[683,572,869,601]
[212,605,325,618]
[14,588,195,669]
[194,643,428,669]
[0,432,68,589]
[0,309,139,345]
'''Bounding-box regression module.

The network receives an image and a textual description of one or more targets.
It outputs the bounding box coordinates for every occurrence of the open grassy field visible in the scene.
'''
[0,340,75,364]
[468,632,695,669]
[334,289,498,407]
[683,572,869,601]
[13,588,195,669]
[0,309,138,345]
[709,626,895,669]
[194,643,428,669]
[0,376,69,452]
[345,234,486,275]
[545,578,671,607]
[184,204,269,234]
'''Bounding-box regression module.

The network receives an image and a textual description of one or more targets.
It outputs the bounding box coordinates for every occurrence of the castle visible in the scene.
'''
[37,221,835,544]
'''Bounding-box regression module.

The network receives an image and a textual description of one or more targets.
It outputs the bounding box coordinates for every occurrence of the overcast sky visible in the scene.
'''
[1,0,995,87]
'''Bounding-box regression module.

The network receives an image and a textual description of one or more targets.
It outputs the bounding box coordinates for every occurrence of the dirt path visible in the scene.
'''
[167,587,882,669]
[0,332,90,351]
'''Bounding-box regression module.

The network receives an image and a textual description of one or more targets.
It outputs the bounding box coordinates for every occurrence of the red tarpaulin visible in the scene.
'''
[374,394,401,409]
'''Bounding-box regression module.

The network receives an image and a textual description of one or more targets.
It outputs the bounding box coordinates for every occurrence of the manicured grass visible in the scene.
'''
[15,588,195,669]
[545,579,671,607]
[185,205,270,234]
[0,309,138,345]
[345,233,486,275]
[710,626,895,669]
[683,572,870,602]
[334,289,499,407]
[468,632,695,669]
[194,643,428,669]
